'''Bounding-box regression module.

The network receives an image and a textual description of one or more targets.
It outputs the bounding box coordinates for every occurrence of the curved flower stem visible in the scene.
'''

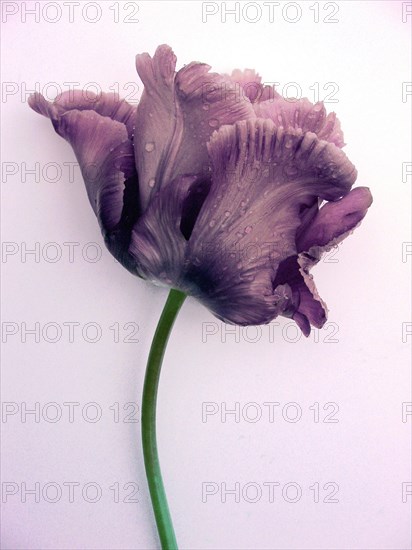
[142,288,186,550]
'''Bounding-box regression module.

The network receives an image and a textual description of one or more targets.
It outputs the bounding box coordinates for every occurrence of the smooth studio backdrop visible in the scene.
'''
[1,1,411,549]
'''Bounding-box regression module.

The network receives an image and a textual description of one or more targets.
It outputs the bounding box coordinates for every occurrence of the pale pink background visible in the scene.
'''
[1,1,411,549]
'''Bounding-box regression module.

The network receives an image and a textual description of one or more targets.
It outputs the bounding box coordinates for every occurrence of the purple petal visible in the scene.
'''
[29,90,136,138]
[254,97,344,148]
[181,118,356,325]
[134,44,256,211]
[274,255,327,337]
[297,186,373,253]
[276,187,373,336]
[228,68,279,103]
[28,92,138,235]
[129,175,198,284]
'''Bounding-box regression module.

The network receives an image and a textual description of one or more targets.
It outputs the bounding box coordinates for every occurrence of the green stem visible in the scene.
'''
[142,288,186,550]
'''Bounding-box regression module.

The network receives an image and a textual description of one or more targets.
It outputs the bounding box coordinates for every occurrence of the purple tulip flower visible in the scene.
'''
[29,44,372,336]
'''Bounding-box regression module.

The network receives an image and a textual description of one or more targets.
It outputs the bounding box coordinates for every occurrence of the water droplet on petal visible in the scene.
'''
[208,118,219,128]
[148,178,155,188]
[245,225,252,234]
[224,210,230,217]
[145,142,155,152]
[284,165,299,177]
[209,219,216,228]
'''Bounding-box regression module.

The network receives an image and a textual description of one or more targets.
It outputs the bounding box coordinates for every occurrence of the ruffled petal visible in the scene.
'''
[29,90,136,139]
[274,187,373,336]
[28,92,139,237]
[274,255,327,337]
[181,118,356,325]
[228,68,279,103]
[134,44,256,211]
[254,97,344,148]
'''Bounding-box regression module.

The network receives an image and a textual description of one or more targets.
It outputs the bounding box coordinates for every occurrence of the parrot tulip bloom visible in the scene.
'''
[29,44,372,335]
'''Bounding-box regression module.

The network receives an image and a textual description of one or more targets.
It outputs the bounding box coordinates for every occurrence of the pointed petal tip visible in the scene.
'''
[135,44,176,84]
[28,92,55,119]
[293,312,311,337]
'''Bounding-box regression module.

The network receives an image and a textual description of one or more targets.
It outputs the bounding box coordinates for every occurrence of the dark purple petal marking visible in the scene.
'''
[179,177,212,240]
[129,175,198,285]
[134,44,256,211]
[274,255,327,337]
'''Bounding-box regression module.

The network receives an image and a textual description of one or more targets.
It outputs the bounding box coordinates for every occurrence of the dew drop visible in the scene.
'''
[209,219,216,228]
[145,142,155,152]
[202,104,210,111]
[284,165,299,177]
[245,225,252,234]
[224,210,230,217]
[148,178,156,188]
[208,118,219,128]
